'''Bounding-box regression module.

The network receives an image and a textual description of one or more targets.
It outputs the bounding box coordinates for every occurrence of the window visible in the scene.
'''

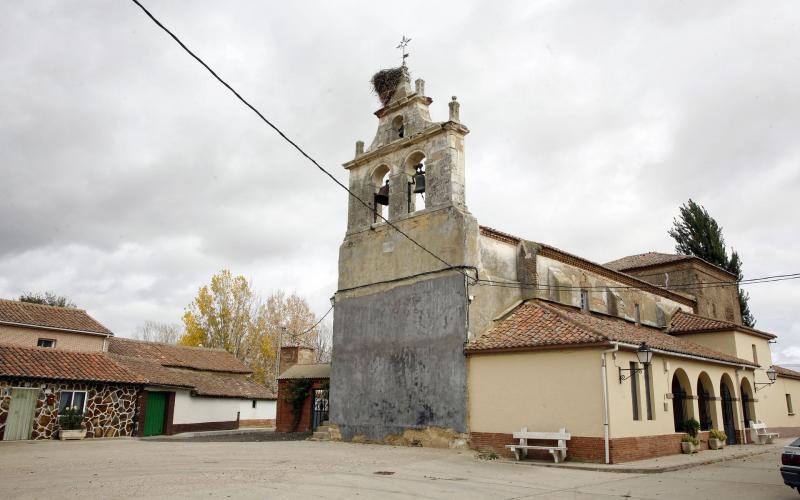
[37,338,55,348]
[752,344,758,364]
[580,290,589,312]
[788,394,794,416]
[252,400,257,409]
[630,362,640,420]
[58,391,86,413]
[634,303,641,324]
[644,364,654,420]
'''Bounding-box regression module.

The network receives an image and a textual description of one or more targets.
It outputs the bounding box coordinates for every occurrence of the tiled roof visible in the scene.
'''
[110,355,275,399]
[0,298,113,336]
[478,226,695,307]
[774,366,800,381]
[464,302,605,351]
[107,337,251,373]
[669,310,776,339]
[0,344,143,384]
[466,300,757,367]
[604,252,737,278]
[604,252,690,271]
[278,363,331,380]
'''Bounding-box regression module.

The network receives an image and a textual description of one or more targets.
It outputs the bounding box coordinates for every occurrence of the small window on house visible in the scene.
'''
[252,400,257,409]
[634,303,641,324]
[58,391,87,413]
[752,344,758,364]
[631,362,640,420]
[37,338,55,348]
[580,290,589,312]
[787,394,794,415]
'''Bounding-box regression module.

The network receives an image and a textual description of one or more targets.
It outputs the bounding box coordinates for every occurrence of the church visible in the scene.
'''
[328,64,800,463]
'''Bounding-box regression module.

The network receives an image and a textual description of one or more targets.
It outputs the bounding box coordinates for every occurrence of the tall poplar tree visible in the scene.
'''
[669,199,755,326]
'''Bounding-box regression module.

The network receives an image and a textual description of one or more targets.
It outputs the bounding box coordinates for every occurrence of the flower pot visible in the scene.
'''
[709,438,725,450]
[681,441,698,454]
[59,429,86,441]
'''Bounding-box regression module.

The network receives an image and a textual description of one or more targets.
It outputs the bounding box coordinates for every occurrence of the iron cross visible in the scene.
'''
[397,36,411,66]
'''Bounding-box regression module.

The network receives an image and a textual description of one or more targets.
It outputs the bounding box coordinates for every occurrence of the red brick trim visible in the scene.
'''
[163,392,176,435]
[135,390,147,437]
[240,419,275,428]
[470,430,742,464]
[171,420,239,434]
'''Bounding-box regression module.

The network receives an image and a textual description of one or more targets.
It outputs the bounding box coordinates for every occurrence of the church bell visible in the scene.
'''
[375,180,390,206]
[412,164,426,194]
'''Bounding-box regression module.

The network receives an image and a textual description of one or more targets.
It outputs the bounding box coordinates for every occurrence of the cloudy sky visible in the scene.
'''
[1,1,798,360]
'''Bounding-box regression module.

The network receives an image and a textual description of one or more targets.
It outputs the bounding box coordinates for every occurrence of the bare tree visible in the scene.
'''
[132,320,181,344]
[312,321,333,363]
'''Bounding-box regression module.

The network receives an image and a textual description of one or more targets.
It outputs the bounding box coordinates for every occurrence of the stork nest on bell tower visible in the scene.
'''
[371,67,405,107]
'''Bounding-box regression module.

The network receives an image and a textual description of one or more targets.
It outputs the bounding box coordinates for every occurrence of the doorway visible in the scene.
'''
[143,392,167,436]
[311,389,329,431]
[3,388,39,440]
[721,383,737,445]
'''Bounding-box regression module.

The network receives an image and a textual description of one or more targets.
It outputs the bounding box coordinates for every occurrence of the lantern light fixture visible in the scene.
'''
[619,343,653,383]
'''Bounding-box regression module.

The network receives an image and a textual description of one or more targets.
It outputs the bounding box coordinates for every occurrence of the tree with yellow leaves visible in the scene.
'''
[179,270,320,390]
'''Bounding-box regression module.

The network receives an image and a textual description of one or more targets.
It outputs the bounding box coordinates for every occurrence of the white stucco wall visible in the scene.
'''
[171,390,275,425]
[238,398,276,422]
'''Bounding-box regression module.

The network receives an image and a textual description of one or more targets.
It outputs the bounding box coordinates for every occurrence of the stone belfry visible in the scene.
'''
[330,64,479,443]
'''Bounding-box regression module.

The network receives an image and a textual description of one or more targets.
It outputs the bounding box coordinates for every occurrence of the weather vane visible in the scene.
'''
[397,36,411,66]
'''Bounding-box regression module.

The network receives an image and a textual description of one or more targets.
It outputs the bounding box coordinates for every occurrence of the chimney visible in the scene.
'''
[278,345,317,375]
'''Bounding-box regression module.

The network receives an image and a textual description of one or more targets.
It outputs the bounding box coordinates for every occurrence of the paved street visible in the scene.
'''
[1,438,793,499]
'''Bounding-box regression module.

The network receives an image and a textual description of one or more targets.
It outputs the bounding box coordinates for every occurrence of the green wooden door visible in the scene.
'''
[3,388,39,440]
[143,392,167,436]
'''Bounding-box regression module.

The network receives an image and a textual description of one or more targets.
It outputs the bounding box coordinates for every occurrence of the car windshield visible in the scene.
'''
[790,437,800,448]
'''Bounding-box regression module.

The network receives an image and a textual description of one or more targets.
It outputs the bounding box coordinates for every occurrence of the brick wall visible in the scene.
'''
[240,418,275,428]
[275,378,327,433]
[470,430,743,463]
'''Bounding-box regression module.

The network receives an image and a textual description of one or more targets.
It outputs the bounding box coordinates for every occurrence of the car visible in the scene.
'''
[781,437,800,494]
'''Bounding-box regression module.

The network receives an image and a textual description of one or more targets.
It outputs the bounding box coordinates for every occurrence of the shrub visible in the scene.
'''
[709,429,727,441]
[58,405,84,431]
[683,418,700,438]
[681,434,700,446]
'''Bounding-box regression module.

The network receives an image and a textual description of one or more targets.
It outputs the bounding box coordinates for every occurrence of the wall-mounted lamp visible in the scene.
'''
[619,342,653,383]
[755,367,778,392]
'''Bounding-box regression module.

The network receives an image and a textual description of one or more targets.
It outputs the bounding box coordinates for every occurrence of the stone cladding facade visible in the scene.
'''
[0,378,138,440]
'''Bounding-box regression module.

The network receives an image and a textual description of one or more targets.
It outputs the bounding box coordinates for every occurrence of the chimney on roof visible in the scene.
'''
[278,345,316,376]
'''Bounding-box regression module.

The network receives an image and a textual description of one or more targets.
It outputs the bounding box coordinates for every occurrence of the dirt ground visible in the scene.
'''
[0,438,793,499]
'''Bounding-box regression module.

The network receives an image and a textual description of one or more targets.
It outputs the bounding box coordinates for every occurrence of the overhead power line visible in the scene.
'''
[129,0,474,284]
[129,0,798,299]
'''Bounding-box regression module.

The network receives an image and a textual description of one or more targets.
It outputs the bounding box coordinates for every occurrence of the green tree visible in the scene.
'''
[19,292,76,308]
[669,199,756,327]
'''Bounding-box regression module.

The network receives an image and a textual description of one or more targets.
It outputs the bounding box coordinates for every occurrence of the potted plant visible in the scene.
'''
[680,418,701,454]
[708,429,727,450]
[58,405,86,440]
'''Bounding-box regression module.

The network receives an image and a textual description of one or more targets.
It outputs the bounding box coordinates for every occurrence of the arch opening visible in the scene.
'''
[671,368,692,432]
[697,372,716,431]
[741,377,755,430]
[403,151,426,213]
[720,374,738,445]
[371,165,390,223]
[391,115,404,140]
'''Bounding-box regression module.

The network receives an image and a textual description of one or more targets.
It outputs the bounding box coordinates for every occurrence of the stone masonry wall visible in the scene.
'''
[0,378,138,440]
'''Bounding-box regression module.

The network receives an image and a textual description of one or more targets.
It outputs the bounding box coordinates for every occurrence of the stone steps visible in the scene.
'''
[309,421,333,441]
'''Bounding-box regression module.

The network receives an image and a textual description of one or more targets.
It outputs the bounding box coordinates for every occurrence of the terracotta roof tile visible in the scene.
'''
[0,344,143,384]
[669,310,776,339]
[107,338,274,399]
[465,302,604,352]
[467,300,757,367]
[774,365,800,381]
[0,298,113,336]
[107,337,250,373]
[110,355,274,399]
[603,252,737,278]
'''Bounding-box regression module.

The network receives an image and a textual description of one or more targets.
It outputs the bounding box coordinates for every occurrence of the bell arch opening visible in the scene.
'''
[371,164,390,223]
[391,115,405,140]
[403,151,426,214]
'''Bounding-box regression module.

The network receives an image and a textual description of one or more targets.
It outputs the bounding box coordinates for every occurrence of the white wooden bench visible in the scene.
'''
[749,420,779,444]
[505,427,571,463]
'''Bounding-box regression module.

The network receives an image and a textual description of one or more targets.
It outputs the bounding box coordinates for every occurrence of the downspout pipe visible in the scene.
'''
[601,343,619,464]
